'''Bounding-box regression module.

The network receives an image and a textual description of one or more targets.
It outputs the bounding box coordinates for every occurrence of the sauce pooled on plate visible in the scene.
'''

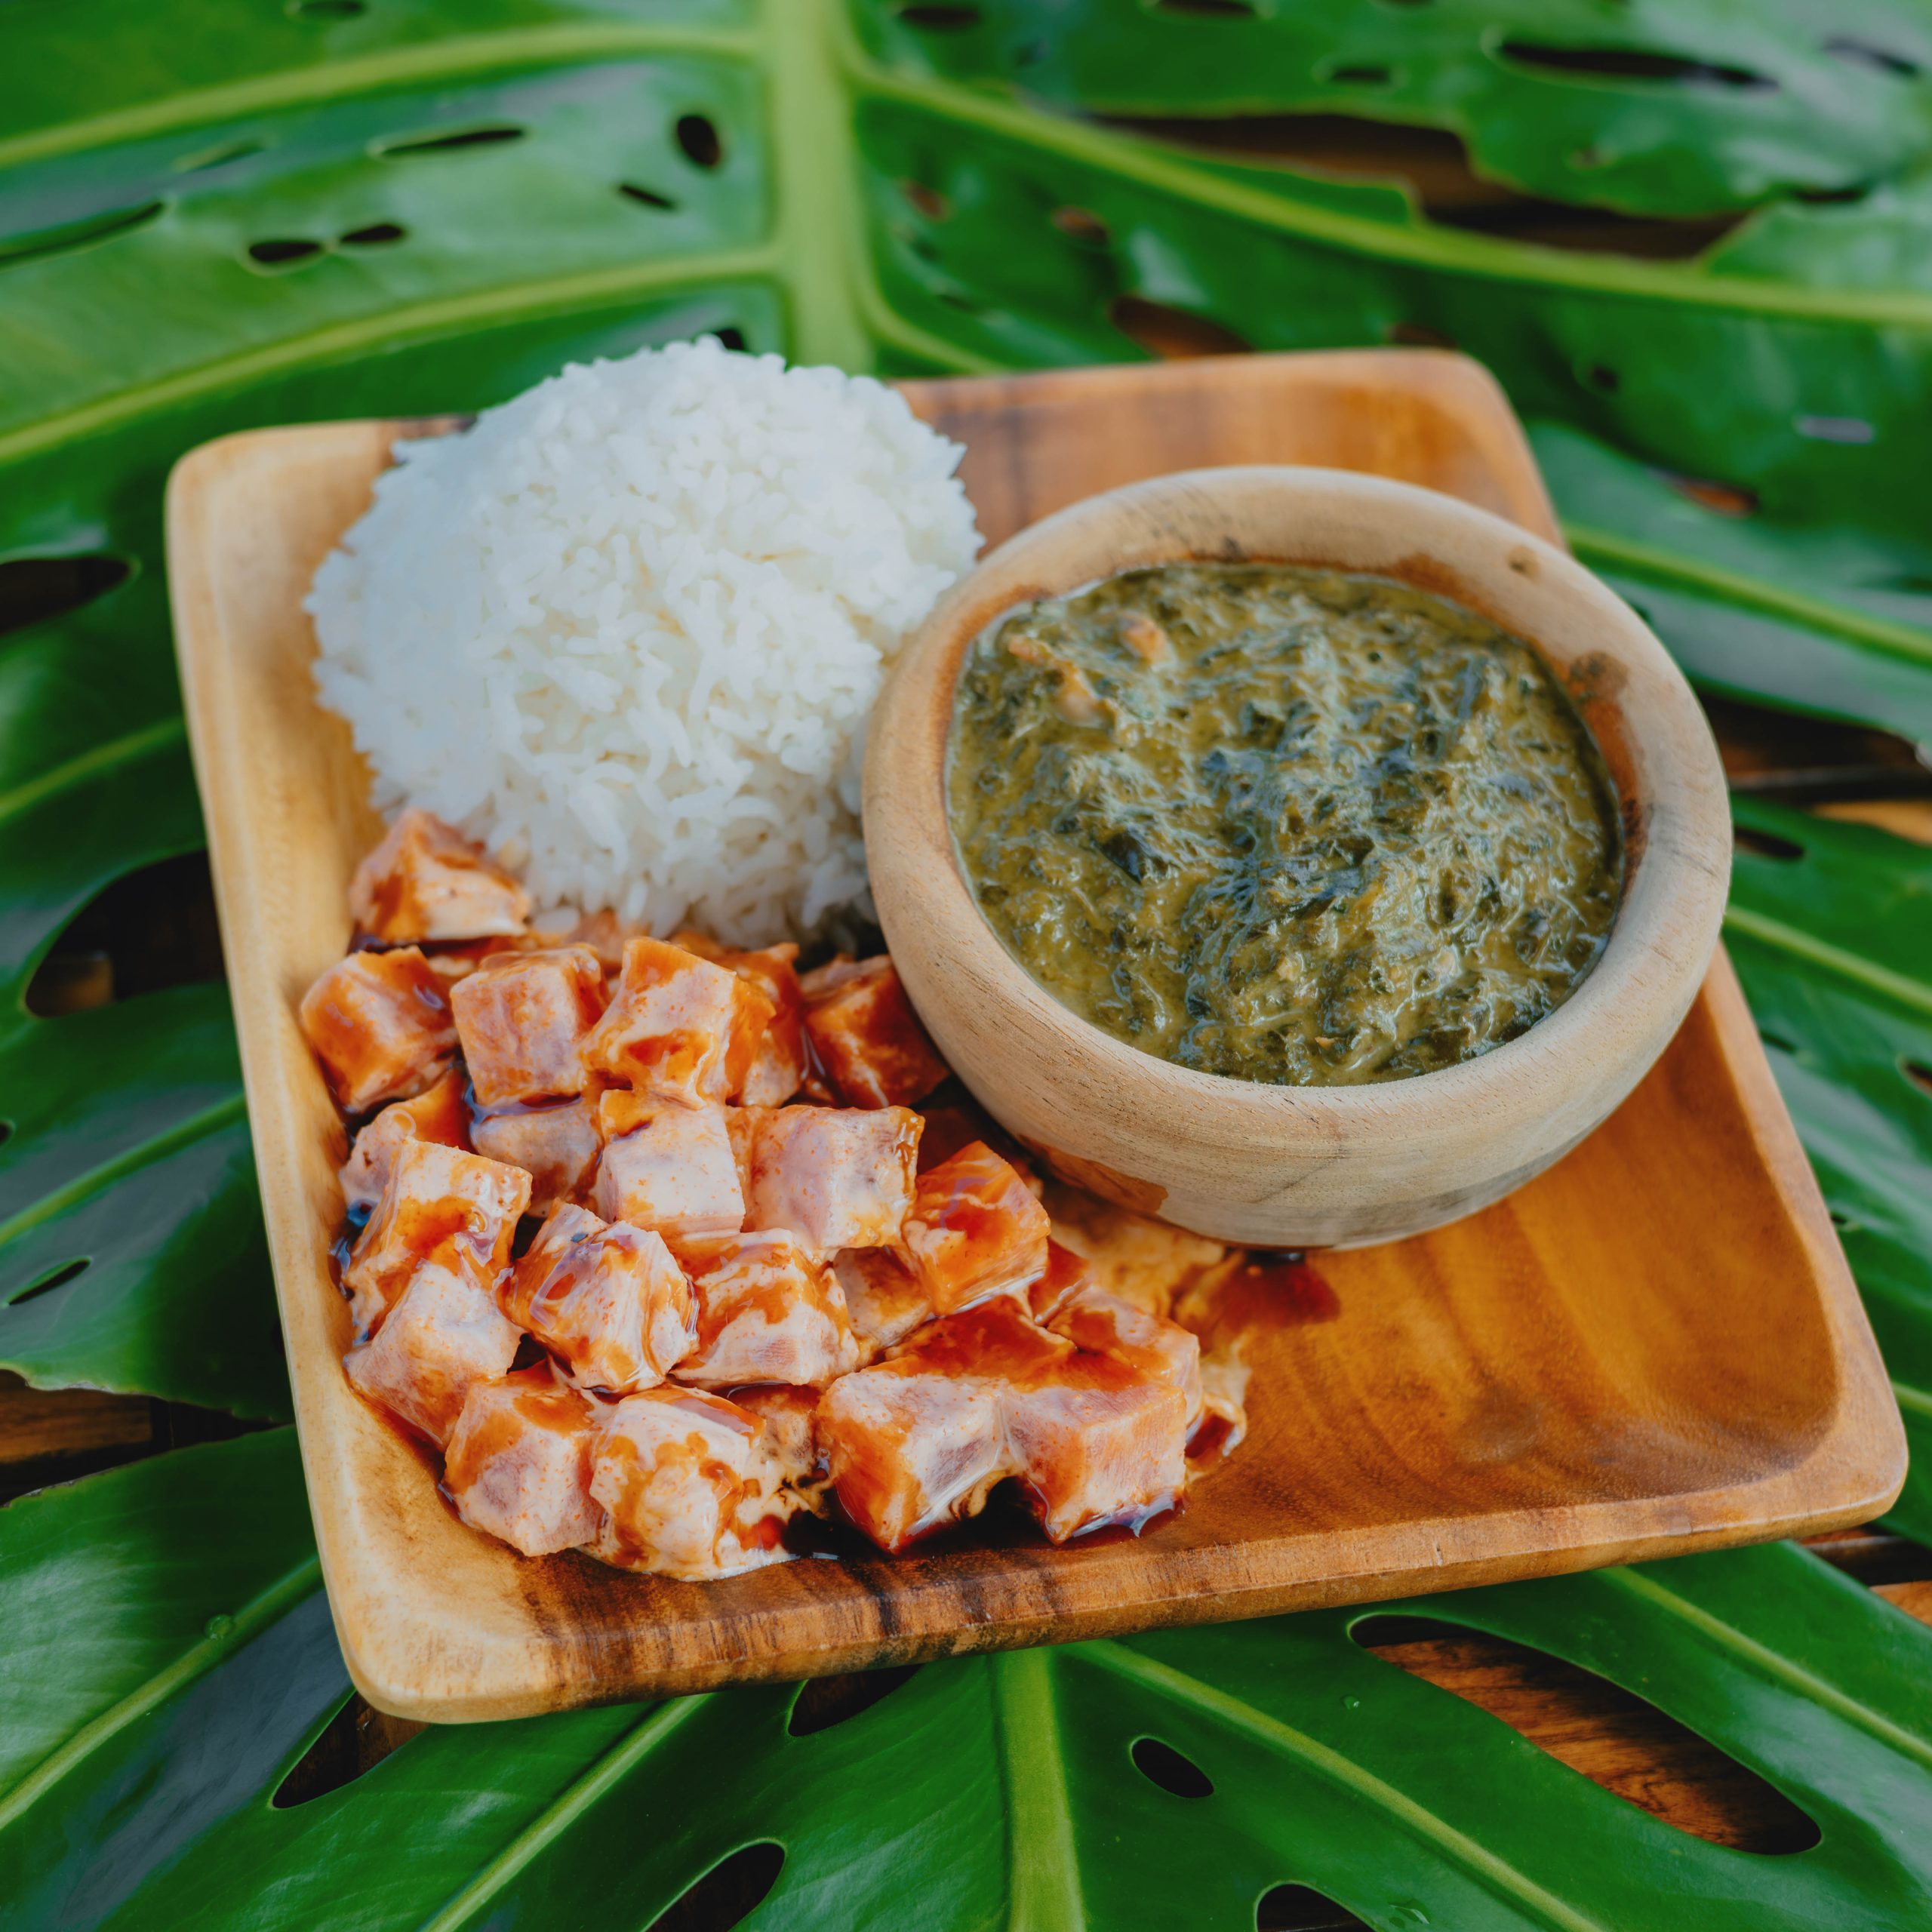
[947,562,1622,1087]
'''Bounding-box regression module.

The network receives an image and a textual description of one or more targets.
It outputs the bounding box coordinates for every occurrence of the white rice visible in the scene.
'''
[306,335,980,944]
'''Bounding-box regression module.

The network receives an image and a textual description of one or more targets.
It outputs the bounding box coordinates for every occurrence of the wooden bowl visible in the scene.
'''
[865,465,1731,1247]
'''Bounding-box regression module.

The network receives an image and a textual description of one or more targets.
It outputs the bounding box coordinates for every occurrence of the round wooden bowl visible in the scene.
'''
[863,466,1731,1247]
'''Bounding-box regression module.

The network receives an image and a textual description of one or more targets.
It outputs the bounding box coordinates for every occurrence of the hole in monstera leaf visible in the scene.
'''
[1352,1615,1822,1852]
[1152,0,1258,16]
[1901,1060,1932,1100]
[1823,37,1922,79]
[25,851,224,1018]
[675,115,724,170]
[1733,826,1804,861]
[1387,321,1455,349]
[1795,414,1875,445]
[272,1694,426,1806]
[1323,63,1394,85]
[900,179,950,220]
[897,2,982,26]
[1051,205,1111,247]
[339,223,405,246]
[0,1121,11,1149]
[1704,694,1932,804]
[619,183,678,211]
[377,125,525,159]
[1131,1736,1214,1798]
[714,327,749,352]
[1257,1886,1370,1931]
[0,200,164,271]
[1109,295,1251,359]
[0,552,133,641]
[288,0,367,16]
[1655,469,1758,517]
[1582,362,1620,392]
[1794,183,1872,205]
[8,1259,90,1307]
[646,1842,783,1932]
[174,138,266,174]
[787,1663,920,1736]
[247,237,326,268]
[1497,42,1774,91]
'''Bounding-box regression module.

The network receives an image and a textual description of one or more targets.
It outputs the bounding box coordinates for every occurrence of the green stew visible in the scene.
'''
[947,562,1622,1087]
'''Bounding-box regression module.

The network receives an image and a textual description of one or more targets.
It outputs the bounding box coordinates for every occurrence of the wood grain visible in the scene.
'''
[163,349,1904,1722]
[863,459,1730,1245]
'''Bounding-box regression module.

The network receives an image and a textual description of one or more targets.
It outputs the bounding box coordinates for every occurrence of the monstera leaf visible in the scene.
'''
[851,0,1932,220]
[6,1438,1932,1930]
[8,8,1932,1927]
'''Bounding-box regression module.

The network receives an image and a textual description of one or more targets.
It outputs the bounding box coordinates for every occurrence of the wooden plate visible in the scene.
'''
[165,349,1905,1723]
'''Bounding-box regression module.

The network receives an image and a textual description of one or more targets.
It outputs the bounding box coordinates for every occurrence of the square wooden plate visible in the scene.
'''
[165,349,1905,1723]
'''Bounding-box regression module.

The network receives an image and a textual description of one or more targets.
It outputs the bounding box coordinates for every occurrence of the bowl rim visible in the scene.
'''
[867,463,1731,1137]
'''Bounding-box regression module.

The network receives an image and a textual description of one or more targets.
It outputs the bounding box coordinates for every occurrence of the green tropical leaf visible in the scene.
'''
[850,0,1932,220]
[1724,798,1932,1541]
[7,1439,1932,1930]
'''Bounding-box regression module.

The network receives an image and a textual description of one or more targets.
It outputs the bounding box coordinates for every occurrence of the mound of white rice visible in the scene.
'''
[306,336,980,944]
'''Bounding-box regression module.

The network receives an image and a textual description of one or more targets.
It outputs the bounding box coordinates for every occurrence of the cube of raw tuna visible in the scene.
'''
[1004,1355,1189,1544]
[800,956,949,1109]
[817,1300,1189,1551]
[343,1256,522,1445]
[339,1069,470,1213]
[1044,1282,1203,1435]
[470,1097,601,1214]
[586,1387,794,1580]
[451,945,607,1107]
[833,1246,935,1362]
[343,1140,531,1336]
[503,1203,697,1395]
[737,1104,921,1251]
[349,808,530,944]
[300,946,457,1114]
[900,1142,1050,1316]
[731,1384,825,1504]
[444,1364,605,1557]
[675,931,808,1107]
[579,937,774,1106]
[672,1231,860,1389]
[814,1306,1055,1552]
[593,1094,744,1241]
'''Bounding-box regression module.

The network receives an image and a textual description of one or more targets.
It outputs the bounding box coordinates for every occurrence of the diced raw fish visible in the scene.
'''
[834,1246,934,1361]
[1044,1284,1204,1435]
[579,937,774,1106]
[300,946,457,1113]
[816,1360,1010,1554]
[586,1387,793,1580]
[900,1142,1050,1316]
[675,931,808,1107]
[470,1098,601,1213]
[503,1202,696,1394]
[343,1140,531,1335]
[343,1256,521,1446]
[817,1300,1188,1551]
[1023,1238,1093,1323]
[444,1364,605,1556]
[672,1231,859,1389]
[731,1384,824,1502]
[1045,1183,1225,1316]
[349,808,531,943]
[593,1094,744,1241]
[339,1070,469,1213]
[1004,1357,1189,1544]
[565,909,642,976]
[800,956,949,1109]
[737,1104,921,1251]
[451,945,606,1106]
